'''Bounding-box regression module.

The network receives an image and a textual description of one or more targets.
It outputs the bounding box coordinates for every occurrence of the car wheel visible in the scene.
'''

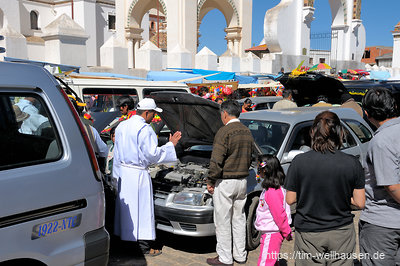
[246,196,261,250]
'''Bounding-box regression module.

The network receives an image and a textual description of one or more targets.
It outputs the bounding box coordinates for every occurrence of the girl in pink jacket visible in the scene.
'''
[255,155,292,266]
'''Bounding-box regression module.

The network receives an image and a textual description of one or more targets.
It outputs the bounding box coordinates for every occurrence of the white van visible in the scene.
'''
[59,77,190,131]
[62,77,189,110]
[0,62,109,265]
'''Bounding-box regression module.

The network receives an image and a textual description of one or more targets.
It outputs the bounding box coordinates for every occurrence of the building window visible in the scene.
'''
[319,58,325,63]
[151,22,155,30]
[30,11,39,30]
[0,9,4,29]
[309,58,313,65]
[108,14,116,30]
[363,50,370,59]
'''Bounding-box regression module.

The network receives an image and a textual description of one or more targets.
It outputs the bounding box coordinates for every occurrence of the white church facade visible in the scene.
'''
[0,0,368,75]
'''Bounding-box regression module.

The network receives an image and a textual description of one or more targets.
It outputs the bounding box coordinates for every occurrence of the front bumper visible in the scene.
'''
[154,194,215,237]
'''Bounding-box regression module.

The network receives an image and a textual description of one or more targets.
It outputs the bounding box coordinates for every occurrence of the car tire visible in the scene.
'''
[246,196,261,250]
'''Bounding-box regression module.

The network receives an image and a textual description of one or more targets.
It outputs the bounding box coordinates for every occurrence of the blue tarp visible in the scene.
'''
[166,68,258,84]
[252,73,283,81]
[80,72,145,80]
[369,71,391,81]
[235,75,258,84]
[146,71,203,83]
[192,69,235,81]
[148,68,258,84]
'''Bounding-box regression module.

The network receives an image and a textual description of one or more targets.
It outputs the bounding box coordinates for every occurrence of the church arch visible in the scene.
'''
[304,0,352,26]
[197,0,242,54]
[197,0,239,27]
[127,0,167,28]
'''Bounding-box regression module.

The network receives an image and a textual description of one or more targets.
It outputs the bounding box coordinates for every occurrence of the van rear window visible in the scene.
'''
[143,88,187,97]
[82,88,138,113]
[0,93,62,169]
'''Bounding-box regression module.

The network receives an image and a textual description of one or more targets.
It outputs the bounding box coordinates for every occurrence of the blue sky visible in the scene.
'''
[198,0,400,55]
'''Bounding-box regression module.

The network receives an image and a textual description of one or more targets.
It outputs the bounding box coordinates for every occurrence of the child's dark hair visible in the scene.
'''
[110,126,116,137]
[258,154,285,190]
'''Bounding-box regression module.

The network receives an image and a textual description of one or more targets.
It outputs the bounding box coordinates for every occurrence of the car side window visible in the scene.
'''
[285,122,312,153]
[0,94,61,170]
[286,121,357,152]
[254,103,269,110]
[341,126,357,149]
[344,119,373,143]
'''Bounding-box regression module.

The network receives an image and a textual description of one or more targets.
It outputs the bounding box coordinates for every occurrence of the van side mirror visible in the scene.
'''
[281,150,304,164]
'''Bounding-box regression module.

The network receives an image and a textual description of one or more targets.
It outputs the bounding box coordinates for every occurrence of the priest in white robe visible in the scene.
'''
[113,98,181,255]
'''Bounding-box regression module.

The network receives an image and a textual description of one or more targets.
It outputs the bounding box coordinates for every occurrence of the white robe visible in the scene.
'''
[113,115,177,241]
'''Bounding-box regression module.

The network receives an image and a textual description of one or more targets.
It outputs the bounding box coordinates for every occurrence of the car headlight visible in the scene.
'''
[173,192,204,206]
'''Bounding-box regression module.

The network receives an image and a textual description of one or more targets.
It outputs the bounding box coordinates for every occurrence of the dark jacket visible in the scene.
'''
[208,121,254,185]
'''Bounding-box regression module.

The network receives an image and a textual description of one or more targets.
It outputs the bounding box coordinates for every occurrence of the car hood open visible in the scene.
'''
[150,92,224,150]
[278,73,348,106]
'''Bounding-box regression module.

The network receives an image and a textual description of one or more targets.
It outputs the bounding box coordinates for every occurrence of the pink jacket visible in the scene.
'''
[254,187,292,238]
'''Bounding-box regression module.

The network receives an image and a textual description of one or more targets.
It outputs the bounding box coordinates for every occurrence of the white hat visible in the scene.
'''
[136,98,163,112]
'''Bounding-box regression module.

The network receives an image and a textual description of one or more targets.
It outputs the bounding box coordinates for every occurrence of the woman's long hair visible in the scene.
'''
[259,154,285,190]
[310,111,345,153]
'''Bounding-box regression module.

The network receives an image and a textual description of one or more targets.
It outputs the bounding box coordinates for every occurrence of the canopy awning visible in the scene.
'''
[238,82,282,89]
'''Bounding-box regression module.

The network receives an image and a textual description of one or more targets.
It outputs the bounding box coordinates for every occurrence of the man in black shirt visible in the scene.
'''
[284,111,365,266]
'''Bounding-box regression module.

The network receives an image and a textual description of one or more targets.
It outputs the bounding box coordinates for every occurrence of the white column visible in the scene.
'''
[128,39,134,69]
[392,32,400,69]
[234,39,240,55]
[134,40,140,68]
[228,40,234,52]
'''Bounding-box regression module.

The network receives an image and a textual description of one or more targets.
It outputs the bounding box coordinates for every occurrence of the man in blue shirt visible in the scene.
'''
[360,87,400,265]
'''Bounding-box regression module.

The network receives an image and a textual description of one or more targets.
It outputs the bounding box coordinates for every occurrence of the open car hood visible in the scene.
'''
[278,73,348,106]
[150,92,223,150]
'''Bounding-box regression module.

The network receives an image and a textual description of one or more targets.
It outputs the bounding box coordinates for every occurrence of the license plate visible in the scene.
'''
[31,214,82,240]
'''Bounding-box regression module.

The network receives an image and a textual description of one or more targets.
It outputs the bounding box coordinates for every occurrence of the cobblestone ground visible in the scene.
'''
[109,211,361,266]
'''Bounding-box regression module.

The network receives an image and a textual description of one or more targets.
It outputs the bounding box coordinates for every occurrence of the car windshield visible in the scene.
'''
[241,119,290,155]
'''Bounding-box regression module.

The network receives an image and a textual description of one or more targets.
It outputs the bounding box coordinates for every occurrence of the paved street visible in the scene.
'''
[109,212,361,266]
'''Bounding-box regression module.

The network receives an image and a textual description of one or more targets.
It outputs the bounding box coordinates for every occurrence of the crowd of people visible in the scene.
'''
[46,85,399,265]
[204,88,399,266]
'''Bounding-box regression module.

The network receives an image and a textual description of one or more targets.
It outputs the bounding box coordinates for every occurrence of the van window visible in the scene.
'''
[82,88,138,113]
[0,93,61,170]
[254,102,275,110]
[143,88,188,97]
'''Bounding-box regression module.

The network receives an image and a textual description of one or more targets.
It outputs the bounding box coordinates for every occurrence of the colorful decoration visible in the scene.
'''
[190,81,280,102]
[341,69,357,74]
[222,87,232,95]
[309,63,332,71]
[290,60,309,77]
[354,69,370,75]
